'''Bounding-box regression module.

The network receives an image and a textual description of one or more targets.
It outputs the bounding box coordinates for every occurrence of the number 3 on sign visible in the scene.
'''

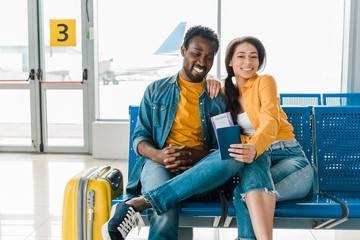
[50,19,76,46]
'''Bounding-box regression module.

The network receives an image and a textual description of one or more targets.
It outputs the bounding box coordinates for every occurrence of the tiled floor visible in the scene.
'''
[0,153,359,240]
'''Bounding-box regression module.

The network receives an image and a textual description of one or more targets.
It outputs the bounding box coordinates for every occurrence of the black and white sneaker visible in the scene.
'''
[102,202,144,240]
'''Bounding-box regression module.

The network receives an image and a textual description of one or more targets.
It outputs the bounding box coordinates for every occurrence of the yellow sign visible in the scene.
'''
[50,19,76,46]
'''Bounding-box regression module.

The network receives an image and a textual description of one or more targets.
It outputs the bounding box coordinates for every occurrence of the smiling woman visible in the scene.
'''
[229,42,261,82]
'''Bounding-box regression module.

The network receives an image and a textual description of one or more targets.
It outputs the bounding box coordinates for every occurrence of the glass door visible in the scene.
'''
[40,0,89,152]
[0,0,37,152]
[0,0,90,153]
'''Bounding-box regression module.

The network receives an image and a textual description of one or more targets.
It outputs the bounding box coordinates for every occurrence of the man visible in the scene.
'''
[102,25,228,240]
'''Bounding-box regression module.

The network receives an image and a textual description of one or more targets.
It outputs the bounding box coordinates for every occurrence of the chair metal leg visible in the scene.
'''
[179,227,193,240]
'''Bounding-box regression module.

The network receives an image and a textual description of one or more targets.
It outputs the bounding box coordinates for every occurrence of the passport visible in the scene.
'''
[216,125,241,160]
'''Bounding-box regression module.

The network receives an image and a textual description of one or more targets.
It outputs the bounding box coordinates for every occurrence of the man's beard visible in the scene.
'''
[183,66,206,83]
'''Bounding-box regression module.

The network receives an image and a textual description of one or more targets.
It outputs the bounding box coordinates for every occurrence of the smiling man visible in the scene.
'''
[102,26,233,240]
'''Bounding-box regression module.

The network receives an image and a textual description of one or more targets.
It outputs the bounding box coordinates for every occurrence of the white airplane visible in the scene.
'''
[0,45,81,81]
[99,22,186,84]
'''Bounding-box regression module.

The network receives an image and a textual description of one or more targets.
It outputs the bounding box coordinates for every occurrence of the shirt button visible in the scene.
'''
[200,102,203,105]
[153,107,156,109]
[161,108,164,110]
[202,119,204,122]
[167,126,170,129]
[204,138,207,141]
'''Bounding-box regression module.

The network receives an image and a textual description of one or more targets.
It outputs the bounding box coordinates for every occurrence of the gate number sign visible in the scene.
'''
[50,19,76,46]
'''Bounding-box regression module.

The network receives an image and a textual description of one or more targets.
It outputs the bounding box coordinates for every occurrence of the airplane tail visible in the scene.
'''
[154,22,186,56]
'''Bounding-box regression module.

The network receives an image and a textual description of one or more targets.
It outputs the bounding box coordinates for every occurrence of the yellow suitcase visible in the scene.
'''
[62,165,123,240]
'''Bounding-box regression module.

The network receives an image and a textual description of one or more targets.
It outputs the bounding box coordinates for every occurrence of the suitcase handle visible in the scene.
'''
[91,165,111,179]
[101,169,123,191]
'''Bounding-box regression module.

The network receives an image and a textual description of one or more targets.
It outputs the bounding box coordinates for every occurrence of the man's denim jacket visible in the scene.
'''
[126,72,226,196]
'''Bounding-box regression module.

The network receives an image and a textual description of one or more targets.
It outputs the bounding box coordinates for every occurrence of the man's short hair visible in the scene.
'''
[183,26,219,54]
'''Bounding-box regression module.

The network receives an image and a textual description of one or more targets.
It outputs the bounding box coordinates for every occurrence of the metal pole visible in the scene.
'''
[217,0,221,79]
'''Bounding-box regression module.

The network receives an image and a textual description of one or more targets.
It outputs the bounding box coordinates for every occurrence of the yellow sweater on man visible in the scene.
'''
[164,75,205,150]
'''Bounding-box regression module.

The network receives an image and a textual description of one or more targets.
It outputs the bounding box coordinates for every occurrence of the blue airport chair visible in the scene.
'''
[314,106,360,223]
[128,105,140,176]
[282,106,313,163]
[314,106,360,191]
[322,93,360,106]
[280,93,321,106]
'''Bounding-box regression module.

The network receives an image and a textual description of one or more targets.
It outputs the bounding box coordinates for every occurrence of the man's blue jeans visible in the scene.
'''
[140,160,181,240]
[141,150,244,240]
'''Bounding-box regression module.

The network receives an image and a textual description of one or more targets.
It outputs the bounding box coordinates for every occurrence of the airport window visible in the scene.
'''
[0,0,349,153]
[43,1,83,82]
[221,0,345,94]
[97,0,344,120]
[0,0,32,148]
[97,0,217,119]
[0,0,29,80]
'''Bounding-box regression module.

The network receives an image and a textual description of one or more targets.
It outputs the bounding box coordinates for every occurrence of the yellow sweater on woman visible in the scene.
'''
[240,74,295,159]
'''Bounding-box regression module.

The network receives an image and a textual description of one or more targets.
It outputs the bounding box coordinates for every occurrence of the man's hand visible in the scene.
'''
[161,145,192,172]
[137,141,190,166]
[164,145,211,172]
[137,141,211,173]
[156,145,211,172]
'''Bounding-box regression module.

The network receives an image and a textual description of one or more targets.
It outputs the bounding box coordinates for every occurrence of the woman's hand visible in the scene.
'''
[228,143,256,163]
[206,75,222,99]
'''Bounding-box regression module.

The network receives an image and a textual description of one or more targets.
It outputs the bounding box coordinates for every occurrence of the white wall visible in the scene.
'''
[92,121,130,159]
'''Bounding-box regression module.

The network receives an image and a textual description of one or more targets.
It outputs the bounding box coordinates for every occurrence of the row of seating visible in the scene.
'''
[280,93,360,106]
[112,105,360,238]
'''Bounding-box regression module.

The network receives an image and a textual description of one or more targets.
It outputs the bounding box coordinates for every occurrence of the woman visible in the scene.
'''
[222,36,313,239]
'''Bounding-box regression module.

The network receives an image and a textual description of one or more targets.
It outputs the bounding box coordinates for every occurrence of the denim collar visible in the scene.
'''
[169,72,179,84]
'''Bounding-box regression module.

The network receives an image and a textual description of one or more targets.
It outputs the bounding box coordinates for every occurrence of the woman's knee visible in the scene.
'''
[276,163,314,201]
[240,154,273,194]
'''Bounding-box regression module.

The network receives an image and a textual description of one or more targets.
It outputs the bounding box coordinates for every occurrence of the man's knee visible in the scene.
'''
[140,160,175,192]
